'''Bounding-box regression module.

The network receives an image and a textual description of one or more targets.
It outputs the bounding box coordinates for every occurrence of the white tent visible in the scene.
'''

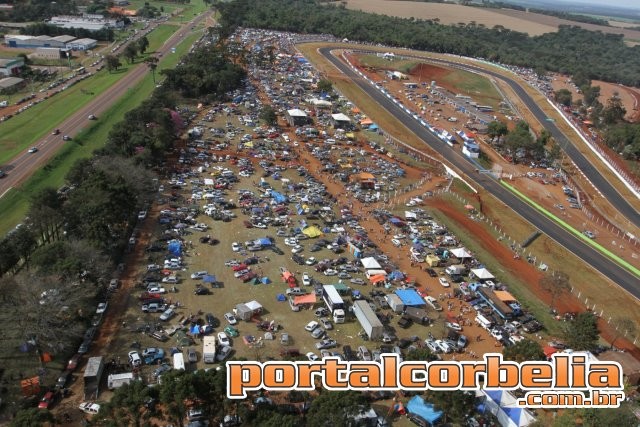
[451,247,472,259]
[360,257,382,270]
[404,211,417,219]
[245,300,263,313]
[481,390,536,427]
[471,268,495,280]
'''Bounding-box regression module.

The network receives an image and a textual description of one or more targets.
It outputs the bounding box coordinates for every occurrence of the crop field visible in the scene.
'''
[344,0,640,41]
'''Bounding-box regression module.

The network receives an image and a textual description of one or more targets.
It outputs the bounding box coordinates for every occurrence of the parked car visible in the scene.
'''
[224,325,239,337]
[217,346,233,362]
[217,332,231,346]
[38,391,56,409]
[224,312,238,325]
[306,352,319,361]
[311,327,326,339]
[96,302,108,314]
[159,308,175,321]
[187,348,197,363]
[320,318,333,330]
[305,321,319,332]
[152,363,171,378]
[128,351,142,368]
[315,339,337,350]
[79,402,101,414]
[358,346,372,361]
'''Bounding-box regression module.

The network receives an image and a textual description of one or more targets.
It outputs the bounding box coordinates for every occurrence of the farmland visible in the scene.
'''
[344,0,640,42]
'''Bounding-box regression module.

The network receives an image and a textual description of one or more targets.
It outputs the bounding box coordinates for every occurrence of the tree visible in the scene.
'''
[7,225,38,268]
[582,85,601,107]
[424,390,476,423]
[539,271,571,313]
[159,370,196,427]
[563,312,599,351]
[405,347,437,361]
[503,339,545,362]
[145,56,159,83]
[547,141,562,165]
[137,35,149,54]
[105,54,122,72]
[9,408,54,427]
[601,96,626,126]
[260,105,277,126]
[123,43,138,64]
[487,120,508,143]
[554,88,572,107]
[99,380,155,427]
[306,390,368,427]
[317,78,333,93]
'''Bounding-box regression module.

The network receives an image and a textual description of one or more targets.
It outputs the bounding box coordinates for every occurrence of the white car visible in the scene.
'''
[231,242,242,252]
[446,322,462,331]
[147,286,167,294]
[28,147,38,153]
[438,277,450,288]
[217,332,230,346]
[306,352,319,362]
[323,269,338,276]
[302,272,311,286]
[159,308,175,321]
[138,210,147,220]
[224,312,238,325]
[305,321,319,332]
[284,238,297,246]
[128,351,142,368]
[191,271,208,280]
[96,302,108,314]
[79,402,101,414]
[291,245,304,254]
[305,257,317,265]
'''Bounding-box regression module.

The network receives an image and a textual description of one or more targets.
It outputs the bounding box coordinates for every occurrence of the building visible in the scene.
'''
[598,351,640,386]
[5,34,70,49]
[0,57,24,76]
[67,38,97,51]
[33,47,65,60]
[0,76,24,91]
[286,108,309,127]
[48,14,123,31]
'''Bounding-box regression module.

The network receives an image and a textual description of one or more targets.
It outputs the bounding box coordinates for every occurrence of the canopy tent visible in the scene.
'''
[405,211,417,219]
[256,237,272,247]
[360,257,382,270]
[494,290,517,303]
[293,294,317,305]
[369,274,386,284]
[359,117,373,126]
[481,390,536,426]
[235,304,253,321]
[302,225,323,238]
[543,346,559,359]
[276,293,286,301]
[406,396,443,425]
[203,275,217,284]
[245,300,263,313]
[261,277,271,284]
[167,240,182,256]
[450,247,473,259]
[395,289,425,306]
[388,270,405,280]
[333,282,350,294]
[270,191,288,203]
[471,268,495,280]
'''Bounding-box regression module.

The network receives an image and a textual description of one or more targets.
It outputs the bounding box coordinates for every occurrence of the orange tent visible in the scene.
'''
[293,294,317,305]
[359,117,373,126]
[370,274,386,284]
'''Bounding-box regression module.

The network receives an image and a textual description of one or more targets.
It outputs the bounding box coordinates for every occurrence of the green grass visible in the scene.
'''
[358,54,419,73]
[0,29,201,236]
[500,180,640,278]
[440,68,503,110]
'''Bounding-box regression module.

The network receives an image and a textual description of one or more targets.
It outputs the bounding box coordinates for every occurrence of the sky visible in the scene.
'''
[554,0,640,10]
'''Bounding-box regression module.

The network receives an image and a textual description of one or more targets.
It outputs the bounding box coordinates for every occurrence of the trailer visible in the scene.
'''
[353,300,383,340]
[384,294,405,314]
[83,356,104,400]
[107,373,136,390]
[404,307,430,325]
[203,335,216,363]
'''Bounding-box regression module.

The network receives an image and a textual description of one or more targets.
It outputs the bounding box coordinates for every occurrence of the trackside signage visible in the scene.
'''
[227,353,625,408]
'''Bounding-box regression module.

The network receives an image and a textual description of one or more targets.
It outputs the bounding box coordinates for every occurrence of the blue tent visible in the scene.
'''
[369,123,379,131]
[257,237,272,247]
[203,275,216,284]
[276,293,286,301]
[395,289,425,306]
[167,240,182,256]
[406,396,443,425]
[271,191,287,203]
[261,277,271,284]
[389,270,405,280]
[190,325,200,335]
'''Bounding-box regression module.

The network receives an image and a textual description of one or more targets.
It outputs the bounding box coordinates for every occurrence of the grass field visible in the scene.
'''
[0,29,201,236]
[357,54,418,74]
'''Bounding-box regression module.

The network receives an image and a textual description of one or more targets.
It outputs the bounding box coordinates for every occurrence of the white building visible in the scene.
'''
[67,38,97,51]
[49,14,124,31]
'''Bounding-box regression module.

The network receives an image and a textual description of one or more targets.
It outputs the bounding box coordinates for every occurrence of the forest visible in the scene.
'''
[217,0,640,87]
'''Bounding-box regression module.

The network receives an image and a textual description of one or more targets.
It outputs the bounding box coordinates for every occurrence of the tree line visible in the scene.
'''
[216,0,640,87]
[20,22,115,42]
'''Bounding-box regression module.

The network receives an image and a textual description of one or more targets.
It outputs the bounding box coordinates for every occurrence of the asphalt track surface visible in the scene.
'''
[358,49,640,230]
[319,47,640,298]
[0,11,211,198]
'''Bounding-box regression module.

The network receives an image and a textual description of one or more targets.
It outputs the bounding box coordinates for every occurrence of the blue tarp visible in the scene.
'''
[395,289,425,306]
[389,270,405,280]
[203,275,216,283]
[276,293,286,301]
[261,277,271,284]
[407,396,443,425]
[167,240,182,256]
[271,191,287,203]
[190,325,200,335]
[503,406,524,425]
[257,237,272,246]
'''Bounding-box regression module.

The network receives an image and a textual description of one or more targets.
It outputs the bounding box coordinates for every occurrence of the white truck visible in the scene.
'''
[353,300,383,340]
[322,285,345,323]
[203,335,216,363]
[107,373,135,390]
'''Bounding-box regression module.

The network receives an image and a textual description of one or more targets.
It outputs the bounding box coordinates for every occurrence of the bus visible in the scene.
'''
[322,285,345,323]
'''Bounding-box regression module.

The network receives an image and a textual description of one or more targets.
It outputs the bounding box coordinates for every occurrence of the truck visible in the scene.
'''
[322,285,345,323]
[173,352,185,371]
[83,356,104,400]
[107,373,136,390]
[445,264,467,276]
[404,307,430,325]
[385,294,405,314]
[203,335,216,363]
[353,300,383,340]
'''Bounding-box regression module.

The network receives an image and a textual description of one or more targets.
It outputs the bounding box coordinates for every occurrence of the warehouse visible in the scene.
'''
[67,38,98,51]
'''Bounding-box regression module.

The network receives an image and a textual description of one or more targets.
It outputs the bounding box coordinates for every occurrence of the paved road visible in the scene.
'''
[319,47,640,298]
[354,49,640,230]
[0,11,211,197]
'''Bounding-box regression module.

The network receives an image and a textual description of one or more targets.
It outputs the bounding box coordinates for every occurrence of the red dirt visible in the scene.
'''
[409,63,457,94]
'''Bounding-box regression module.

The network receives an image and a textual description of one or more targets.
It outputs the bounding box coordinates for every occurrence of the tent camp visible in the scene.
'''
[470,268,495,281]
[451,247,473,259]
[302,225,323,238]
[360,257,382,270]
[406,395,443,425]
[478,390,536,426]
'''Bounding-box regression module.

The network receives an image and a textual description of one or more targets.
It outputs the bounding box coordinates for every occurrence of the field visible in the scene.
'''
[343,0,640,41]
[0,27,200,236]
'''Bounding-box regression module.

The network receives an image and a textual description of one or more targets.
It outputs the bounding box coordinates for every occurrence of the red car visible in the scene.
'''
[67,354,81,371]
[38,391,55,409]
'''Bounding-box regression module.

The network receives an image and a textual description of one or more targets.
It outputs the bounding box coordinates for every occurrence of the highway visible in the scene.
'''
[319,47,640,298]
[0,11,212,196]
[355,49,640,230]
